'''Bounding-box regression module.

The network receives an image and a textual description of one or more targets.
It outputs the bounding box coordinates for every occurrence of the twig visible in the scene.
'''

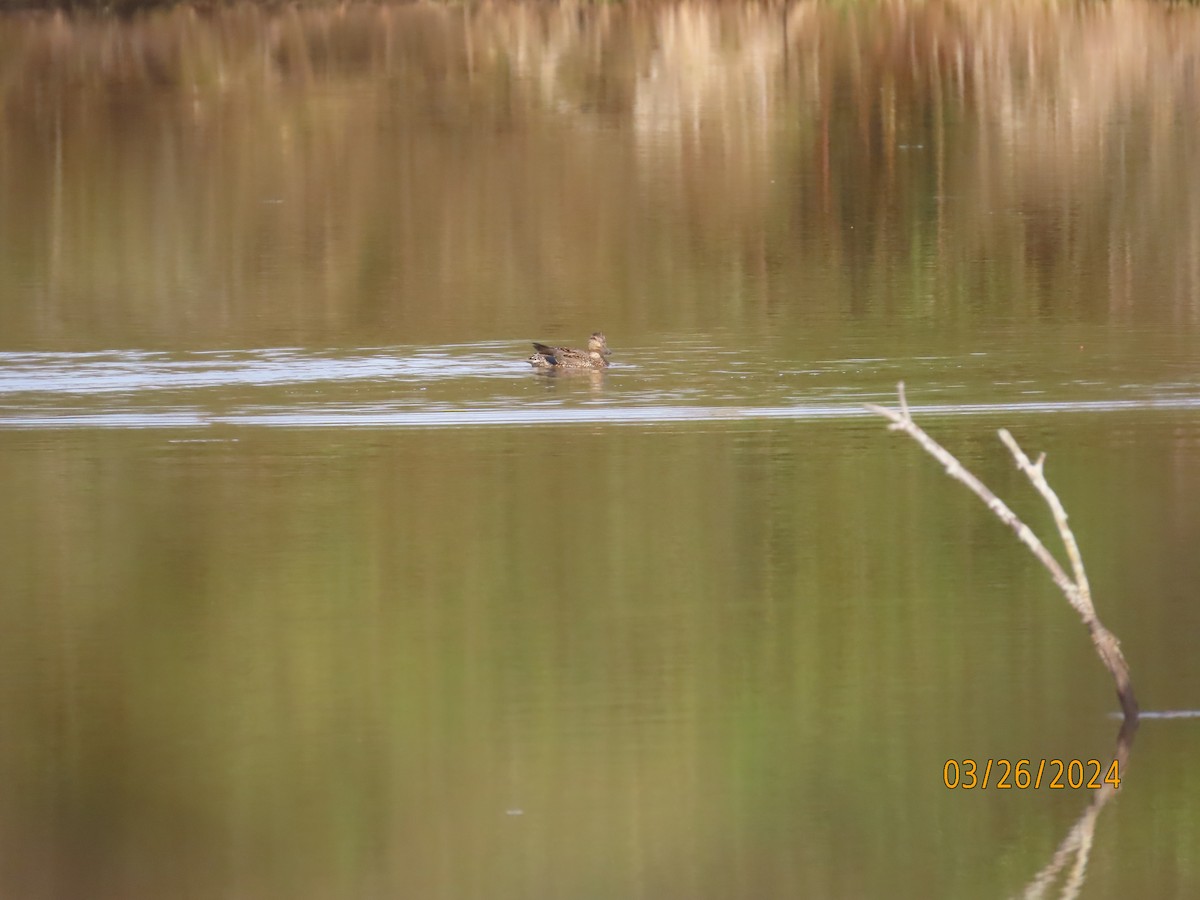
[866,383,1138,721]
[998,431,1093,609]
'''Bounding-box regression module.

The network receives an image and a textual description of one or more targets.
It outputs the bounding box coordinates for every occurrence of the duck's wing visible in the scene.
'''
[530,343,563,365]
[532,342,586,365]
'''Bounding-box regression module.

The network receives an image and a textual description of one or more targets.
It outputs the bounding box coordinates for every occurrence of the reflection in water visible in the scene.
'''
[3,2,1200,349]
[4,415,1198,898]
[1020,718,1137,900]
[3,2,1200,898]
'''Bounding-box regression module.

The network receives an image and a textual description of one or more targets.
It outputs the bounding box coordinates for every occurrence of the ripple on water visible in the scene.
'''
[0,345,1199,430]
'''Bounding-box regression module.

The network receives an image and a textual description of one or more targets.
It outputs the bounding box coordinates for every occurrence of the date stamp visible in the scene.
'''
[943,758,1121,790]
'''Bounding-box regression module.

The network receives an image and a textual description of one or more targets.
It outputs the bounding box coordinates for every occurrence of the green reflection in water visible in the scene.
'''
[2,417,1199,897]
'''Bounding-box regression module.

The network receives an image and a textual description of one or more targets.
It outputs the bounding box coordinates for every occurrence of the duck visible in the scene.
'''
[527,332,611,370]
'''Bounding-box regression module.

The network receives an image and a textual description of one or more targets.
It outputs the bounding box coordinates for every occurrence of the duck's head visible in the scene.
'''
[588,332,611,357]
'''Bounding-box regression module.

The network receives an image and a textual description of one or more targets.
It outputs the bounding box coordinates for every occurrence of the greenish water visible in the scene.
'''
[2,418,1199,898]
[2,3,1200,898]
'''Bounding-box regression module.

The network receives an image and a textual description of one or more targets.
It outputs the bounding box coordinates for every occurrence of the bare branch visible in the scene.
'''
[998,429,1093,610]
[868,385,1138,722]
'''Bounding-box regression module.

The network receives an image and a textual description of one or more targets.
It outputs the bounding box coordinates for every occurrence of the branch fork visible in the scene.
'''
[867,383,1138,722]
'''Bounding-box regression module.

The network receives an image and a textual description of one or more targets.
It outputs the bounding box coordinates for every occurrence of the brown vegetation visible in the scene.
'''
[2,2,1199,346]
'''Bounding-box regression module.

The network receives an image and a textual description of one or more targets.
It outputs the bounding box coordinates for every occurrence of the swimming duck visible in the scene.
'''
[527,332,611,370]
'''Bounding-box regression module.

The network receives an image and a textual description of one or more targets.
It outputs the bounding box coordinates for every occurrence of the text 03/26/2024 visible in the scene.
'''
[943,759,1121,790]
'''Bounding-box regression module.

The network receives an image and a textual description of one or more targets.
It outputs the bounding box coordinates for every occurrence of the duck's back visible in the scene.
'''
[528,342,606,369]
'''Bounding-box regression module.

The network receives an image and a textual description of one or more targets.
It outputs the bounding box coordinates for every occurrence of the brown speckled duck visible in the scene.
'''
[527,332,611,370]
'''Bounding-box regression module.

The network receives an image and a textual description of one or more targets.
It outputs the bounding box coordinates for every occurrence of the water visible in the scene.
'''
[2,3,1200,898]
[2,326,1198,429]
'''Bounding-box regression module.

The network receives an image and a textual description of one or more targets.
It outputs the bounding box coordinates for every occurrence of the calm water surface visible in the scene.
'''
[2,3,1200,898]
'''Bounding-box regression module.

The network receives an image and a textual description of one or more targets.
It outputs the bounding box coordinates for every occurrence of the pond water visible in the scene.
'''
[2,3,1200,898]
